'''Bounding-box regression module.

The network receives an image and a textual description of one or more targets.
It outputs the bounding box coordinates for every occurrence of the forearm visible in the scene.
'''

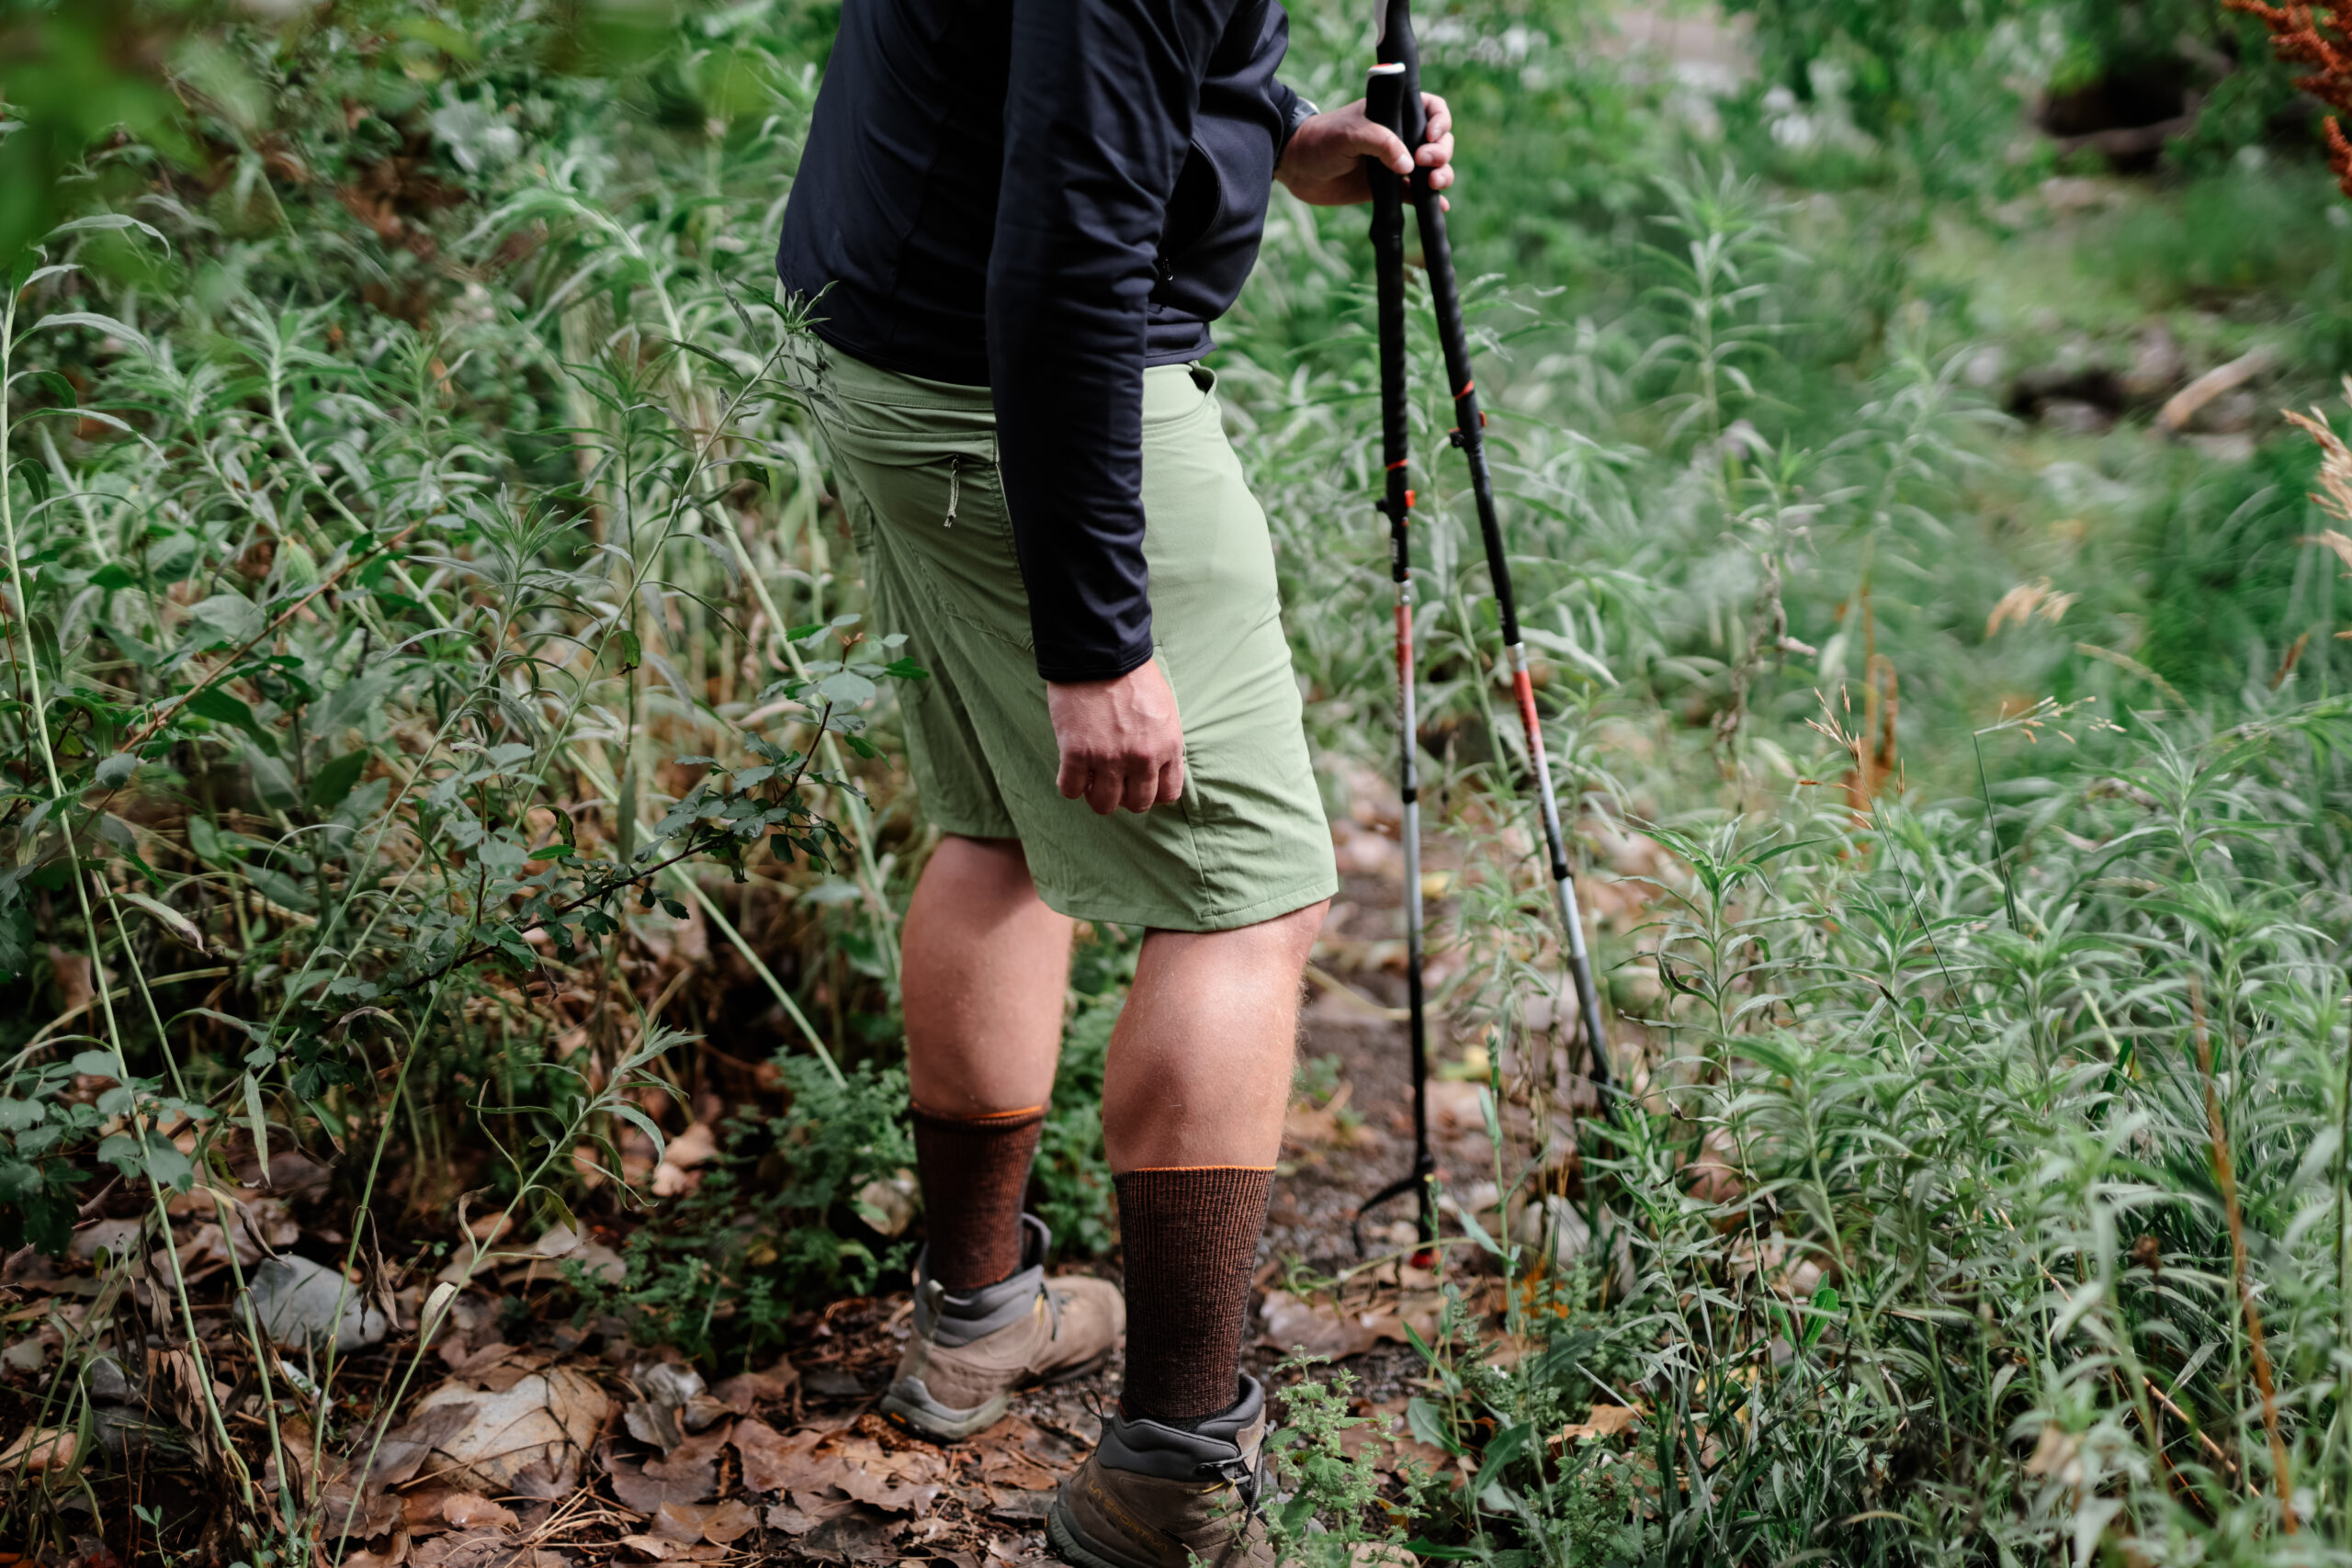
[991,0,1243,681]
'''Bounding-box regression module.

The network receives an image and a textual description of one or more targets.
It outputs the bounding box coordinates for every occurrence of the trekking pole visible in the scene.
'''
[1373,0,1614,1100]
[1351,53,1438,1266]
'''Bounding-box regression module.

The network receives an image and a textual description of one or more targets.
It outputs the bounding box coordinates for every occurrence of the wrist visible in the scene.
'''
[1275,96,1319,170]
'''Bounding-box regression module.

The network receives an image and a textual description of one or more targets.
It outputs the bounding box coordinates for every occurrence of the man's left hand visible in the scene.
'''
[1274,93,1454,208]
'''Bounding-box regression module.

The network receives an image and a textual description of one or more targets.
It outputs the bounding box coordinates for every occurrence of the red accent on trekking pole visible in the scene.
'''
[1513,665,1542,736]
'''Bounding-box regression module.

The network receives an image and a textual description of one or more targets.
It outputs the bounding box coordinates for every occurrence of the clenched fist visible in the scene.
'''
[1047,661,1186,815]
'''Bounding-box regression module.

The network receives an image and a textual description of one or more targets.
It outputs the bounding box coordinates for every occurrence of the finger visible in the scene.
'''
[1085,763,1126,817]
[1422,93,1450,135]
[1119,760,1159,814]
[1430,164,1454,192]
[1418,130,1455,168]
[1057,754,1087,801]
[1365,125,1414,175]
[1159,754,1186,806]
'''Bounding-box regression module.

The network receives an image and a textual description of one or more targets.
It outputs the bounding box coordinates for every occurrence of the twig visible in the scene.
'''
[1303,961,1411,1022]
[2191,974,2298,1532]
[2143,1372,2239,1477]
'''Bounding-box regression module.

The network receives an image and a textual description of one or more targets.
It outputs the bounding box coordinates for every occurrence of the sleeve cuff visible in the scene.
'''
[1276,87,1317,167]
[1035,637,1159,684]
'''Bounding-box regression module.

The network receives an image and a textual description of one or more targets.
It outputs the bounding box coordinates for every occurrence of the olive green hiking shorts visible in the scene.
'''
[802,341,1337,932]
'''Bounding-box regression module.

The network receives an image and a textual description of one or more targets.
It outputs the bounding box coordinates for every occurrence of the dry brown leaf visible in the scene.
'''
[439,1491,518,1531]
[398,1367,610,1495]
[442,1340,519,1378]
[605,1422,732,1514]
[318,1477,403,1541]
[711,1359,798,1415]
[700,1498,759,1545]
[0,1427,74,1472]
[1258,1290,1398,1359]
[735,1418,944,1515]
[651,1123,718,1198]
[409,1529,521,1567]
[731,1416,820,1496]
[1555,1403,1641,1442]
[48,948,94,1020]
[786,1508,898,1563]
[965,1418,1061,1493]
[651,1502,716,1543]
[403,1485,462,1534]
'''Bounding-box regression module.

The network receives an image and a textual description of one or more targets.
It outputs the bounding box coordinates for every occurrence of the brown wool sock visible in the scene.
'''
[910,1101,1046,1291]
[1114,1166,1275,1423]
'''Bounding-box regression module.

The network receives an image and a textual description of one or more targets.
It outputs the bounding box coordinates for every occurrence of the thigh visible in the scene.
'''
[814,387,1018,841]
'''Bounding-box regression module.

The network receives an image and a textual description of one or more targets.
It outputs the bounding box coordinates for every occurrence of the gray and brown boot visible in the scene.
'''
[1047,1376,1274,1568]
[882,1215,1125,1441]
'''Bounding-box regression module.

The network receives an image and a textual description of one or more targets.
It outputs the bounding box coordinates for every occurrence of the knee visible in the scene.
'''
[1231,897,1328,988]
[927,834,1038,897]
[1266,897,1329,965]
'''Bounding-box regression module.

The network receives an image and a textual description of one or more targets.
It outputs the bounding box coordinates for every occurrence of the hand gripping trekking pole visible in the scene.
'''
[1351,0,1611,1267]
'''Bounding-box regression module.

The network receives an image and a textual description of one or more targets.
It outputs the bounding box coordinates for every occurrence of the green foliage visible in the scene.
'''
[1029,924,1136,1258]
[10,0,2352,1561]
[1267,1354,1446,1566]
[1717,0,2306,186]
[571,1055,916,1360]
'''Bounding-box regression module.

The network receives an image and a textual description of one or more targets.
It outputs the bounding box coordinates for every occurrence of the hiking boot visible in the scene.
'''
[1047,1376,1274,1568]
[882,1214,1125,1440]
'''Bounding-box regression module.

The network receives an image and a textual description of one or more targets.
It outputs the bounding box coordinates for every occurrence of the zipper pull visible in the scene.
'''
[944,456,959,526]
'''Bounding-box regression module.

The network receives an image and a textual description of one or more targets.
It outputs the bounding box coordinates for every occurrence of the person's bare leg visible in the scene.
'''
[1102,898,1328,1422]
[1102,900,1326,1170]
[900,835,1072,1287]
[903,835,1072,1115]
[885,836,1127,1441]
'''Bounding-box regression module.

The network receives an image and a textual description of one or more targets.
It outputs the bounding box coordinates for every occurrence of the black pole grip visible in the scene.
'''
[1367,63,1410,570]
[1374,0,1428,150]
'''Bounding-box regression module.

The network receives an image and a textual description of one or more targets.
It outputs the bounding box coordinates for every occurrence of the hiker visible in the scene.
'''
[775,3,1453,1562]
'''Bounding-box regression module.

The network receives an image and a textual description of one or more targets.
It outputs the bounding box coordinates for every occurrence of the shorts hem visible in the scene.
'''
[929,814,1023,842]
[1036,871,1340,935]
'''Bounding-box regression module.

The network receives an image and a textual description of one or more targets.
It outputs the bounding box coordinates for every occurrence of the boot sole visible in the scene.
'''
[1046,1495,1149,1568]
[879,1388,1014,1442]
[880,1349,1114,1443]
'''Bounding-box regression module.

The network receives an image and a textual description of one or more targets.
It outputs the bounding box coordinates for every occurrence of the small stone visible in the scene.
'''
[85,1353,134,1404]
[249,1254,390,1351]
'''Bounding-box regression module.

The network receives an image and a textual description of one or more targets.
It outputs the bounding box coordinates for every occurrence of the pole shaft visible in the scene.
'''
[1365,61,1437,1253]
[1378,0,1611,1094]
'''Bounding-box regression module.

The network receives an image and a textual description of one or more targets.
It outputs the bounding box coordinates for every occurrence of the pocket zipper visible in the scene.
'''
[944,456,960,527]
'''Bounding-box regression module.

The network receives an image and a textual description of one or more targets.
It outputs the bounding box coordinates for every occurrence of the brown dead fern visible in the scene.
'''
[2225,0,2352,195]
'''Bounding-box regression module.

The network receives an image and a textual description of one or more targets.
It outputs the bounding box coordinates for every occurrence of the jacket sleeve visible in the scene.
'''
[988,0,1247,683]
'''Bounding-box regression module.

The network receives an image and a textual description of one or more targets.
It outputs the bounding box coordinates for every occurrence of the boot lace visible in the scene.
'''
[1202,1429,1274,1525]
[1041,1277,1064,1340]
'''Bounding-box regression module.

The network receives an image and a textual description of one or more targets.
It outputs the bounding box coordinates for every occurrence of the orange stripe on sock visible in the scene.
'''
[910,1100,1047,1122]
[1123,1163,1278,1173]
